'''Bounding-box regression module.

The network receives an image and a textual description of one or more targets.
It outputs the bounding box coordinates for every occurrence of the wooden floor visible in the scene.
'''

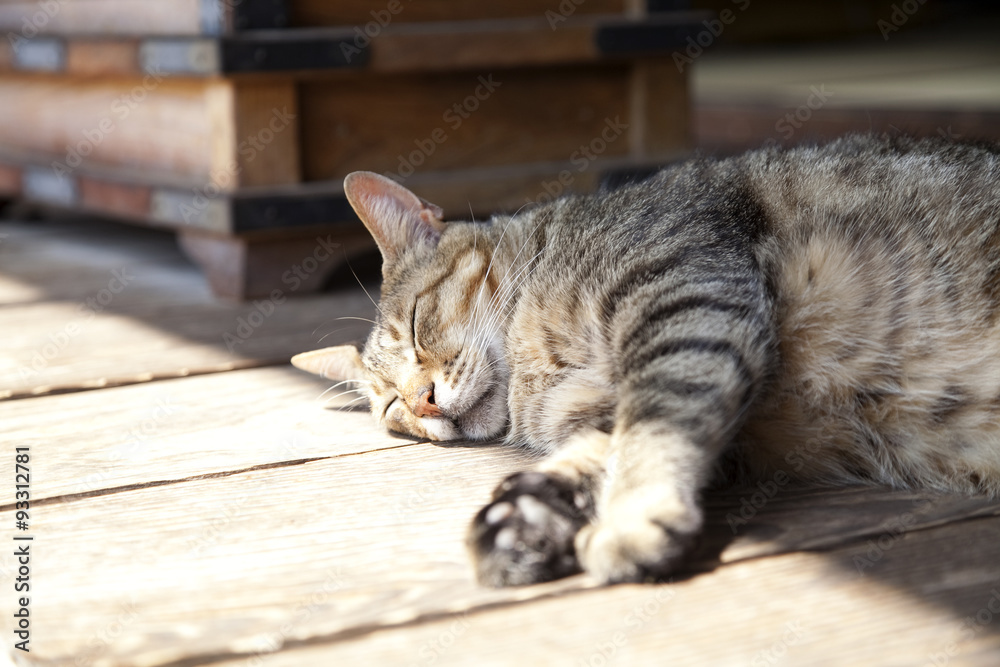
[3,211,1000,667]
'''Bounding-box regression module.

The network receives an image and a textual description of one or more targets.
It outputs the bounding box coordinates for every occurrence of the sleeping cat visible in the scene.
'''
[292,134,1000,587]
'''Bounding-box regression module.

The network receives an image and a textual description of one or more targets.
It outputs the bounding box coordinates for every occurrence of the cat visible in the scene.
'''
[292,134,1000,587]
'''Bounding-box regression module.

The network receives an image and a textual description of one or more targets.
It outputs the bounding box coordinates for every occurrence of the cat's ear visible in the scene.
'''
[344,171,446,265]
[291,345,368,382]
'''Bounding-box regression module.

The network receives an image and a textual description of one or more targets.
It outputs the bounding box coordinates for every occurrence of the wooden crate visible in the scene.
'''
[0,1,702,299]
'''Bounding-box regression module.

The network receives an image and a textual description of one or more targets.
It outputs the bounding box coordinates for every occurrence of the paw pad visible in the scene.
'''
[468,472,594,587]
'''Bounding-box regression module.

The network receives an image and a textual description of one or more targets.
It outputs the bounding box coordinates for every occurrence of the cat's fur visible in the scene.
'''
[293,134,1000,587]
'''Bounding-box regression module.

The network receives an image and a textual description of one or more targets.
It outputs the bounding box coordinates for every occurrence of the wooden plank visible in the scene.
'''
[287,0,628,26]
[230,80,300,187]
[65,38,140,75]
[0,150,685,233]
[300,65,633,180]
[0,76,306,192]
[0,16,709,76]
[177,227,375,299]
[632,58,692,158]
[698,485,1000,567]
[0,219,376,396]
[367,20,597,72]
[0,365,407,499]
[205,518,1000,667]
[0,0,206,36]
[0,443,552,667]
[3,436,997,666]
[0,75,232,188]
[78,176,151,219]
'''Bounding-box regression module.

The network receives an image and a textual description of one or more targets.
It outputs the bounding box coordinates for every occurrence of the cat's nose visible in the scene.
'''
[413,385,442,418]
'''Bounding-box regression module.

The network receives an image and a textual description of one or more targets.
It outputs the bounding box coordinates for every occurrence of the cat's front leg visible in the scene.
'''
[467,429,610,586]
[575,423,709,583]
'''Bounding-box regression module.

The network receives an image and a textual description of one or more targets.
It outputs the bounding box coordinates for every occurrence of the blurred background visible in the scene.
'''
[0,0,997,300]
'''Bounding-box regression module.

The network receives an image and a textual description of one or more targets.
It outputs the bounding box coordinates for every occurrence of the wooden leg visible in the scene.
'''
[178,229,375,301]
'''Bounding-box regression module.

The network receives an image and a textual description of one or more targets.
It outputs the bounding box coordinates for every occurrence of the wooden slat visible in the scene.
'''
[0,443,550,667]
[65,38,140,75]
[287,0,628,26]
[0,0,636,38]
[300,65,632,180]
[206,518,1000,666]
[367,20,596,72]
[0,366,406,499]
[0,219,376,396]
[230,80,301,187]
[0,76,303,193]
[0,75,232,188]
[0,17,708,76]
[698,485,1000,566]
[3,420,997,666]
[632,58,692,157]
[177,226,375,300]
[0,152,686,234]
[78,176,151,219]
[0,0,206,36]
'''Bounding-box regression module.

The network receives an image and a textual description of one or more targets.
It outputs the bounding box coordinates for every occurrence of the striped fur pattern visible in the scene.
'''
[294,135,1000,586]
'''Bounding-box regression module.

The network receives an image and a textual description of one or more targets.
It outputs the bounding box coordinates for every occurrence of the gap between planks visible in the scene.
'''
[0,443,424,513]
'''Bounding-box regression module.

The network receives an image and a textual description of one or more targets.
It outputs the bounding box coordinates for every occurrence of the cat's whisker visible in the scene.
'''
[472,248,545,359]
[323,378,371,392]
[477,218,544,327]
[466,211,520,337]
[347,261,384,319]
[316,388,367,405]
[315,379,371,403]
[330,394,370,411]
[315,327,371,344]
[335,316,377,325]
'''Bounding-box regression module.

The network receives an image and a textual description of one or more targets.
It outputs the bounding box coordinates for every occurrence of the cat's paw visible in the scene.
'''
[467,472,594,587]
[575,494,702,584]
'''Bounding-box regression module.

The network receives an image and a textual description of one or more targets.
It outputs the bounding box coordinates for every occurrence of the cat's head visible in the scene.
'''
[292,172,509,441]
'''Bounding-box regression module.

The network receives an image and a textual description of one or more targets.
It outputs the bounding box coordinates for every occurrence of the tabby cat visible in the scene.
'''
[292,135,1000,587]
